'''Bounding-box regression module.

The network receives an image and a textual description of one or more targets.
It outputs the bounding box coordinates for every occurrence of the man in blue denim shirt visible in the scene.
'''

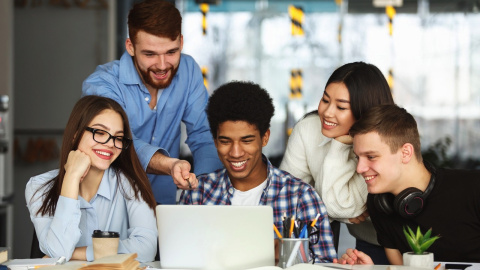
[180,81,337,263]
[82,0,222,204]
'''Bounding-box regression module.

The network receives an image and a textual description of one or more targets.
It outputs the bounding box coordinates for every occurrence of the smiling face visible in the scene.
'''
[317,82,356,138]
[77,109,124,172]
[353,131,405,195]
[214,121,269,190]
[126,30,183,91]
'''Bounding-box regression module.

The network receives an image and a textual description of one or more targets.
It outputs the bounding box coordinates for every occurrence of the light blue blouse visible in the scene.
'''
[25,168,157,262]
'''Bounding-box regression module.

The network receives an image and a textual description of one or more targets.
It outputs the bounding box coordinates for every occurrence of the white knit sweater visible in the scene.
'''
[280,114,378,245]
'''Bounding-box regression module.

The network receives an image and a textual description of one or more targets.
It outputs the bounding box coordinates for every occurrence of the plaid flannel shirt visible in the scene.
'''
[180,155,337,263]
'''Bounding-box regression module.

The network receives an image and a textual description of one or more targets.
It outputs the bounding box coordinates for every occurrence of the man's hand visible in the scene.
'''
[171,159,198,190]
[147,152,198,190]
[348,210,369,224]
[333,248,373,265]
[335,134,353,145]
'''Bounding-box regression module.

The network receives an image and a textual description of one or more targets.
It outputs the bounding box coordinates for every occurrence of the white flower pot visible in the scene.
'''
[403,252,434,269]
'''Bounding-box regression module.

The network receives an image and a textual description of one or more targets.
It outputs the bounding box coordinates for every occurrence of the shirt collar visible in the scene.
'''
[263,154,275,192]
[96,168,115,201]
[118,51,144,87]
[78,168,116,208]
[260,155,281,205]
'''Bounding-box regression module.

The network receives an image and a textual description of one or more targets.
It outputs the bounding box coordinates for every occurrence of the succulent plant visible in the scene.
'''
[403,225,440,255]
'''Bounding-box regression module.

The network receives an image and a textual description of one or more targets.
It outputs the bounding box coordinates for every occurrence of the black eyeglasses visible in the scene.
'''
[308,225,320,264]
[85,127,132,150]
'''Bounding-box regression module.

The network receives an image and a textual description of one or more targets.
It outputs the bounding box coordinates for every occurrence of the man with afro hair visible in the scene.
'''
[180,81,336,264]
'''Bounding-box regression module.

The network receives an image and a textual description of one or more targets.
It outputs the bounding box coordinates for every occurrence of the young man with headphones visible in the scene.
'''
[335,104,480,265]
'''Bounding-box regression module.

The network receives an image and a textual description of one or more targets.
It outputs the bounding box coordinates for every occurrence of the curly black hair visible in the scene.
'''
[206,81,275,139]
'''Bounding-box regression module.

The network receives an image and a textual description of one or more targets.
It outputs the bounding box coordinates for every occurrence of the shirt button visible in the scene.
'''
[228,187,234,193]
[145,97,149,101]
[152,136,155,141]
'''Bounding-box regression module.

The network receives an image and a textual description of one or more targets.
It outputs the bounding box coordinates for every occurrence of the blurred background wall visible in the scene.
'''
[2,0,479,259]
[178,0,480,166]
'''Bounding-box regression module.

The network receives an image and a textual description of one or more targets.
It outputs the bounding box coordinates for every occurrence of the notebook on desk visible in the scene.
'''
[156,205,275,270]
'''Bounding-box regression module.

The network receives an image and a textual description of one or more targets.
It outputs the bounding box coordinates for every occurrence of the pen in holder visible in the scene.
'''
[278,238,310,269]
[276,215,318,268]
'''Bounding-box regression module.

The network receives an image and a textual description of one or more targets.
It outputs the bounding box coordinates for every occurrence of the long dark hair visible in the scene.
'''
[306,62,394,120]
[35,96,156,216]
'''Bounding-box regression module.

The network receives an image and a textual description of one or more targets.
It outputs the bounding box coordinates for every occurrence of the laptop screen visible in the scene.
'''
[156,205,275,270]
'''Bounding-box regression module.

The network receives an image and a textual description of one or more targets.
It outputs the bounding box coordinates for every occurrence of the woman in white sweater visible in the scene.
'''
[280,62,394,264]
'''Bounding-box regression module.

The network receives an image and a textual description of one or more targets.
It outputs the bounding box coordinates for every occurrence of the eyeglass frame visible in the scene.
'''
[307,224,320,264]
[84,127,132,150]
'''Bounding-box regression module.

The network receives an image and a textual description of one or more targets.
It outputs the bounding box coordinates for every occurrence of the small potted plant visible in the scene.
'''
[403,225,440,268]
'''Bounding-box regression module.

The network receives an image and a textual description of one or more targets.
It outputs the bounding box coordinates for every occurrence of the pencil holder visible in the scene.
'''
[277,238,310,268]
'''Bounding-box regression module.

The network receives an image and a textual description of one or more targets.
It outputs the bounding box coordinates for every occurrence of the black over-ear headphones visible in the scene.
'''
[373,163,436,219]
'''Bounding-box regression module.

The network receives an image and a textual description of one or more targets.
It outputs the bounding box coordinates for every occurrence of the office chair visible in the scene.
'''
[30,229,45,258]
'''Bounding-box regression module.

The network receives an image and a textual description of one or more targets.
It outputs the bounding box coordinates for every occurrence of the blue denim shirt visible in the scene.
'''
[25,168,157,262]
[82,51,223,204]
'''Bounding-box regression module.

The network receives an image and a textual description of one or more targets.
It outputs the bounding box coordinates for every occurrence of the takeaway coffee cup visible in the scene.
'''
[92,230,120,260]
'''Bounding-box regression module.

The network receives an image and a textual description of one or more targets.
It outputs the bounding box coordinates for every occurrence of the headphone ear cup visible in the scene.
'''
[374,193,395,216]
[394,187,424,219]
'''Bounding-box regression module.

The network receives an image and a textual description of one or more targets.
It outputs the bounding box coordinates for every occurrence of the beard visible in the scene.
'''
[133,56,179,89]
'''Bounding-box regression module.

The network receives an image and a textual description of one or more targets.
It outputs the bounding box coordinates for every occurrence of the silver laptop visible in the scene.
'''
[156,205,275,270]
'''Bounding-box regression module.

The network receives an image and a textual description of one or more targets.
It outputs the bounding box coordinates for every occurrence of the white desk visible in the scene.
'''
[142,262,480,270]
[319,263,480,270]
[6,260,479,270]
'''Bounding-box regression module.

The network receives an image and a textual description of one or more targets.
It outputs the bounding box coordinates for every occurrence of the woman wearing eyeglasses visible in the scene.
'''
[25,96,157,262]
